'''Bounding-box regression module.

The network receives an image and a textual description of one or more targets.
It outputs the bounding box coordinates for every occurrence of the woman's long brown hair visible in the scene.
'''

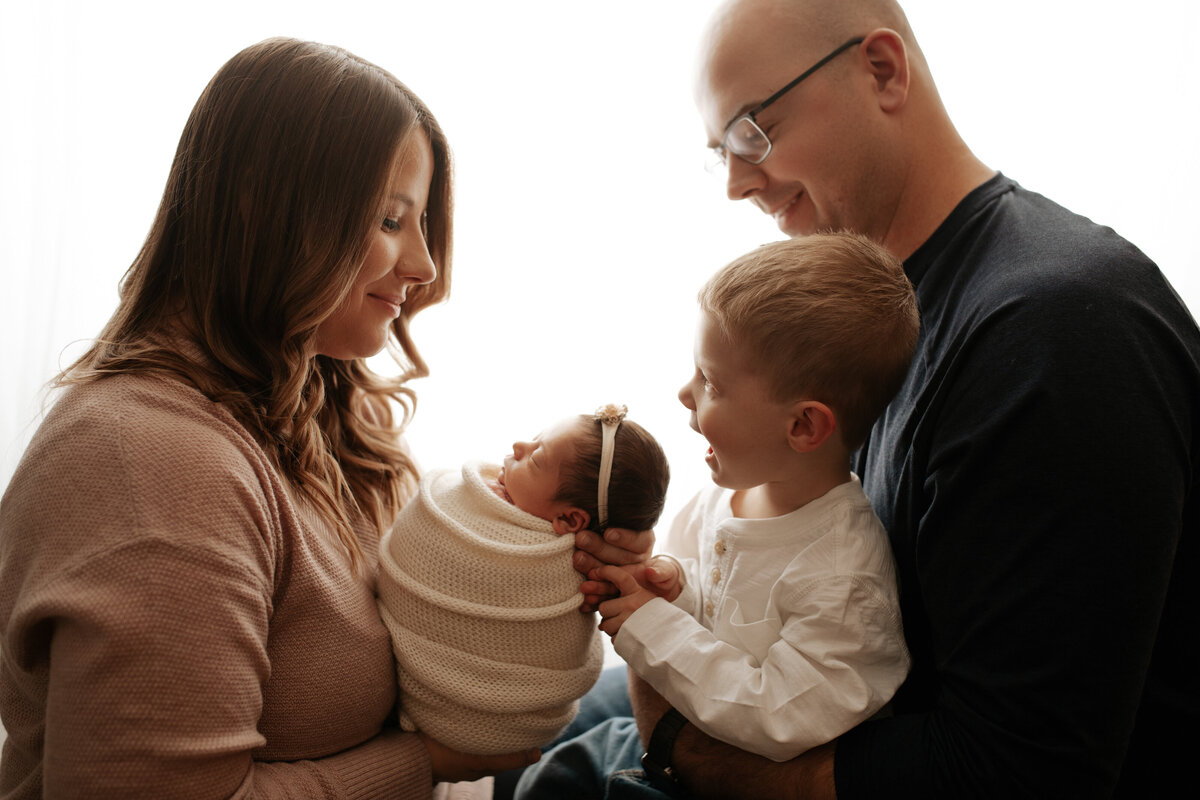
[58,38,454,568]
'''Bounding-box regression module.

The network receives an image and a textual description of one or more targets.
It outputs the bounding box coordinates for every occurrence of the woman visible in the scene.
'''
[0,38,538,797]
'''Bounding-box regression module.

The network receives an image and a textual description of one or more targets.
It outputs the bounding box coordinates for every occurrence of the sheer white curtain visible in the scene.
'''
[3,0,1198,528]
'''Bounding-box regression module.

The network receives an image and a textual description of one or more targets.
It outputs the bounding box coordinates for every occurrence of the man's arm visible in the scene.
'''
[628,671,837,800]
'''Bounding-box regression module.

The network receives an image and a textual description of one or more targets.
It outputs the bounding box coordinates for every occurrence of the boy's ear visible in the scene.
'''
[553,508,591,536]
[787,401,837,453]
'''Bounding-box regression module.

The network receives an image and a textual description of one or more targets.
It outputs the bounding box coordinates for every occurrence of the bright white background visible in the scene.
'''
[2,0,1198,547]
[1,0,1198,755]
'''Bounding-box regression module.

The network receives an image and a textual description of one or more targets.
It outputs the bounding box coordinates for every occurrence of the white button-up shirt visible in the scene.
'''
[614,476,910,762]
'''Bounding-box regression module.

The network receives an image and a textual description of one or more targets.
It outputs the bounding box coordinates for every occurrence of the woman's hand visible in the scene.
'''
[574,527,655,612]
[420,733,540,784]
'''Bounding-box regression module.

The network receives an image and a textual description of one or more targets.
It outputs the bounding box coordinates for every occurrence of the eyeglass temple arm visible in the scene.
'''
[751,37,866,115]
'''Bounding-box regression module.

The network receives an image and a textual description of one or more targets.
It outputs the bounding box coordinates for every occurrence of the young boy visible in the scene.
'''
[517,232,918,797]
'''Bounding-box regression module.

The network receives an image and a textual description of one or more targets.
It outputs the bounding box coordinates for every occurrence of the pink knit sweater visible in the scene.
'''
[0,373,433,799]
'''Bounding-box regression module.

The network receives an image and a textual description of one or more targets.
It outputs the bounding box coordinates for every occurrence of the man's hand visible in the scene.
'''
[574,526,655,612]
[627,673,837,800]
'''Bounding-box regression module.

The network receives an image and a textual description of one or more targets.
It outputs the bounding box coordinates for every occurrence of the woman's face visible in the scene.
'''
[313,130,437,360]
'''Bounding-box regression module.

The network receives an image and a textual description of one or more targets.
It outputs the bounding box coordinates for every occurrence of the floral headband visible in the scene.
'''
[593,403,628,528]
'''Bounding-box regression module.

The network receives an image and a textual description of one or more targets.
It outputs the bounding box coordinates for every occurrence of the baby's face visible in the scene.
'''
[497,417,587,521]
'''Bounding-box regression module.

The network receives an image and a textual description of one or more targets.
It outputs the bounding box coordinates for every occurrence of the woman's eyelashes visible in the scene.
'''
[381,216,402,232]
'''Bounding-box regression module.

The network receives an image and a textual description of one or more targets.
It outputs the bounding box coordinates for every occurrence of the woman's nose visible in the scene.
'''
[401,243,437,285]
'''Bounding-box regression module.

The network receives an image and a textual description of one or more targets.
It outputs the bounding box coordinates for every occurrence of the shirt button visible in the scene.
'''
[705,601,716,617]
[714,540,726,555]
[711,567,721,585]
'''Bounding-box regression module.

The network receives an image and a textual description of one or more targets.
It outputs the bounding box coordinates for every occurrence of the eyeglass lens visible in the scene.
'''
[707,36,865,172]
[725,117,770,163]
[706,117,769,173]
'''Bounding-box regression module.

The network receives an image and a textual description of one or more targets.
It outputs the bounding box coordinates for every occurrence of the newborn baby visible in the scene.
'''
[377,405,669,755]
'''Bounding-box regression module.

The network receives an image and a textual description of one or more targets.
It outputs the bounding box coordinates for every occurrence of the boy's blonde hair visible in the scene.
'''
[699,233,919,450]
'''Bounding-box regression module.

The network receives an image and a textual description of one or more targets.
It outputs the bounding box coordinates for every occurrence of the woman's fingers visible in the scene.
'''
[574,527,655,567]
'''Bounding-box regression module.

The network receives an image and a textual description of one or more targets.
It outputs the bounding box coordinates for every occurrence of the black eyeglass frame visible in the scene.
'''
[711,36,866,167]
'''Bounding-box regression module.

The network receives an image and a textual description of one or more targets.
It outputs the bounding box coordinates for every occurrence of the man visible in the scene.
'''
[519,1,1199,797]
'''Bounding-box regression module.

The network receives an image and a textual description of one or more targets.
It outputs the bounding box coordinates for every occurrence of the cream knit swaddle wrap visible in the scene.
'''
[378,461,603,755]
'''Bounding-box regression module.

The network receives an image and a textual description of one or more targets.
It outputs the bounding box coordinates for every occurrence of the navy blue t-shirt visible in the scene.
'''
[840,174,1200,797]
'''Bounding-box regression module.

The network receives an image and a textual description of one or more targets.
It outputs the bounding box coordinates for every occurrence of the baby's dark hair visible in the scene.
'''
[555,415,670,535]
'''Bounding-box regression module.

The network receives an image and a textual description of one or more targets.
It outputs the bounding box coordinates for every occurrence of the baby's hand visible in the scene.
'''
[591,557,682,637]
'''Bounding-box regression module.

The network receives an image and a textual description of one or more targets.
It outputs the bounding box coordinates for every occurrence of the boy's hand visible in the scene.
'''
[592,557,682,637]
[574,526,655,612]
[642,557,683,601]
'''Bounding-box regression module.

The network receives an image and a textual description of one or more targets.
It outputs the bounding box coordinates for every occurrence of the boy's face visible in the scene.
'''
[498,417,586,522]
[679,311,796,490]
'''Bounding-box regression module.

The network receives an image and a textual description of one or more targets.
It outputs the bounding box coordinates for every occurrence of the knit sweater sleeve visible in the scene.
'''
[0,378,432,799]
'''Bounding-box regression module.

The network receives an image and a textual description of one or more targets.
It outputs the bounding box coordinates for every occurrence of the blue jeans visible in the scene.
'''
[508,667,681,800]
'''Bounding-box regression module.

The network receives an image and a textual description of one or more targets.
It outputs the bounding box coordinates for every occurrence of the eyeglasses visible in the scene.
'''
[707,37,865,169]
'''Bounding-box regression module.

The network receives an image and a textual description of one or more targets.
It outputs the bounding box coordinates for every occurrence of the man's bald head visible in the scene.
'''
[704,0,914,51]
[699,0,922,118]
[694,0,989,259]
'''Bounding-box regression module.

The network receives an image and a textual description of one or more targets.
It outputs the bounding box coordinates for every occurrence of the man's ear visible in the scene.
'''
[787,400,837,453]
[861,28,909,113]
[553,508,591,536]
